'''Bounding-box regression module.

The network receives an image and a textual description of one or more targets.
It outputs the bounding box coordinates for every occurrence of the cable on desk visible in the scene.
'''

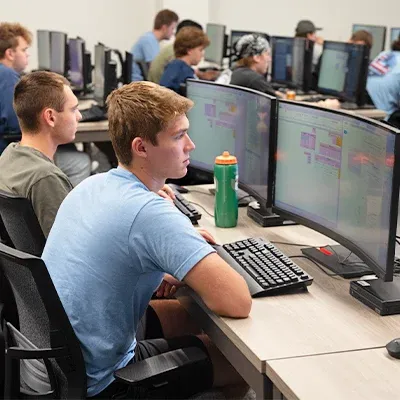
[188,201,214,218]
[396,238,400,246]
[289,255,342,278]
[237,195,253,202]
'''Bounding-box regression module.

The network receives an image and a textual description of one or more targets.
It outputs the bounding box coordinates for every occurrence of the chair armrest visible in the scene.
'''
[114,346,207,386]
[7,346,69,359]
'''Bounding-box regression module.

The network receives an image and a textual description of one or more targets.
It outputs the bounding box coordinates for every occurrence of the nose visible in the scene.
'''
[77,110,82,122]
[185,133,195,152]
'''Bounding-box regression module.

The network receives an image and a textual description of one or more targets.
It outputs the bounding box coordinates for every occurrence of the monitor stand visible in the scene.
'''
[247,203,297,227]
[350,277,400,316]
[301,245,373,278]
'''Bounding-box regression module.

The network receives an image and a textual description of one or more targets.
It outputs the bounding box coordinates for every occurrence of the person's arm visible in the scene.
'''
[28,174,73,237]
[184,252,252,318]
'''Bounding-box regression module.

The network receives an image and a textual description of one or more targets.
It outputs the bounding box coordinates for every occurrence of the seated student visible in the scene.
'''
[367,39,400,118]
[160,27,210,93]
[0,72,78,237]
[230,34,280,97]
[0,22,91,186]
[130,9,179,81]
[42,81,251,398]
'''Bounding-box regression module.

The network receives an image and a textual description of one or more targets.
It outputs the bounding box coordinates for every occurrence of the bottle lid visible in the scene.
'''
[215,151,237,165]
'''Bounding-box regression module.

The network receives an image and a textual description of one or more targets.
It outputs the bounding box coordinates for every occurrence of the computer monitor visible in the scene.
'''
[37,30,51,70]
[274,100,400,282]
[204,23,226,65]
[390,28,400,46]
[317,41,370,105]
[229,30,270,66]
[123,51,133,84]
[186,79,280,222]
[50,31,68,76]
[270,37,314,92]
[68,37,85,92]
[352,24,386,60]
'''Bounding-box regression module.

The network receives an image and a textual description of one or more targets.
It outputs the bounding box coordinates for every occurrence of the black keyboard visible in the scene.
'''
[80,105,107,122]
[214,237,313,297]
[173,192,201,224]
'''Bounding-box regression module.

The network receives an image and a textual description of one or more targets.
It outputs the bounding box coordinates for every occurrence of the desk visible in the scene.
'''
[295,95,387,120]
[267,348,400,400]
[74,121,109,143]
[176,185,400,399]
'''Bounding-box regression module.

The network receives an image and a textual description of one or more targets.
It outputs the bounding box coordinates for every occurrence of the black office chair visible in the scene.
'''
[388,109,400,129]
[136,60,149,81]
[0,190,46,256]
[0,243,209,399]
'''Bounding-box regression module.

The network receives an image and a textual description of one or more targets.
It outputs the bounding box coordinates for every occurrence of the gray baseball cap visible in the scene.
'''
[295,20,322,35]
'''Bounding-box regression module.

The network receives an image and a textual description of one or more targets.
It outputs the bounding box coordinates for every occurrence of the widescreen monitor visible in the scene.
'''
[271,37,313,91]
[204,23,226,65]
[352,24,386,60]
[186,79,276,208]
[50,31,67,75]
[391,28,400,45]
[37,30,51,70]
[93,44,108,106]
[317,41,369,104]
[274,100,400,281]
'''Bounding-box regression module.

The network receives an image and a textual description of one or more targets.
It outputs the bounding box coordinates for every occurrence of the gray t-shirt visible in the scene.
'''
[0,143,73,237]
[230,66,276,96]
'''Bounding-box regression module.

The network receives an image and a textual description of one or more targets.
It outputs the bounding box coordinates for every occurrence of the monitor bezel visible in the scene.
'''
[390,27,400,45]
[352,23,386,60]
[317,41,369,104]
[204,23,226,65]
[272,99,400,281]
[186,78,277,208]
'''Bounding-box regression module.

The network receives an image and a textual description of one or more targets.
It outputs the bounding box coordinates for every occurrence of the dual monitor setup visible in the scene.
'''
[37,30,132,107]
[186,78,400,315]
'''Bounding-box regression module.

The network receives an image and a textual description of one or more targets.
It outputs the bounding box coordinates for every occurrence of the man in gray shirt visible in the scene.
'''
[0,71,80,237]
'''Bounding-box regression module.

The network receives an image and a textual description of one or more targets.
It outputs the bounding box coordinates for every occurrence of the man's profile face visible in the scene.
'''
[11,36,29,73]
[163,22,177,40]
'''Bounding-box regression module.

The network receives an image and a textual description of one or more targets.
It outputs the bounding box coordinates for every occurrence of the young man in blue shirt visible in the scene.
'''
[160,26,210,93]
[131,9,179,81]
[43,81,251,398]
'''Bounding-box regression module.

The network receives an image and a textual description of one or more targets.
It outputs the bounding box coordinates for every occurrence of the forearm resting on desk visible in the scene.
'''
[184,253,252,318]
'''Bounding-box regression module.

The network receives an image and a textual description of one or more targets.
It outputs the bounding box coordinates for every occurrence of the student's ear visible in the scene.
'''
[42,108,56,128]
[4,48,15,61]
[132,137,147,158]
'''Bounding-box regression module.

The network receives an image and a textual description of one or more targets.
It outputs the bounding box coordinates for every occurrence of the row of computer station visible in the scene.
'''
[184,77,400,316]
[36,27,400,315]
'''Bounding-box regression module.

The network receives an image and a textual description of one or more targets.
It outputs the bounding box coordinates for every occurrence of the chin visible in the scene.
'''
[169,168,188,180]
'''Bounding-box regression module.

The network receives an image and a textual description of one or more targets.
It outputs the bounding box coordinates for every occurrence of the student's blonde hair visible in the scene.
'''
[106,82,193,166]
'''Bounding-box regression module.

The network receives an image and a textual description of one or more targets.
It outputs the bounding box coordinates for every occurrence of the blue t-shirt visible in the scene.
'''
[0,63,20,153]
[131,32,159,81]
[42,167,214,396]
[367,51,400,118]
[160,59,195,93]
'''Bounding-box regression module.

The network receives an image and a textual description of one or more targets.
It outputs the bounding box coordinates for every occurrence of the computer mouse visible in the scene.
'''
[386,338,400,359]
[167,183,189,194]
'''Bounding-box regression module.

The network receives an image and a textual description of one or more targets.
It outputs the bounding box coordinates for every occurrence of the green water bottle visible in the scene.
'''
[214,151,238,228]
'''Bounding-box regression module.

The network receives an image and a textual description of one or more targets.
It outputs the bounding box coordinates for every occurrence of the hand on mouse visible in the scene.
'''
[197,228,216,244]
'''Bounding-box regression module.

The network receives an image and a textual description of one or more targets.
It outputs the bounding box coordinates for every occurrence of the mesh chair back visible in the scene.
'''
[0,243,86,399]
[0,190,46,256]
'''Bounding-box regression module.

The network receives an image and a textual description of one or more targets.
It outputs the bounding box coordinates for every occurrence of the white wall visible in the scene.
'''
[210,0,399,47]
[2,0,158,71]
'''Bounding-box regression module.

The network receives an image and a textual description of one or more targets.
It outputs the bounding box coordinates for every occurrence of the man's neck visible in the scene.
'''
[179,55,192,66]
[0,59,13,69]
[19,132,58,161]
[152,29,164,42]
[119,163,165,193]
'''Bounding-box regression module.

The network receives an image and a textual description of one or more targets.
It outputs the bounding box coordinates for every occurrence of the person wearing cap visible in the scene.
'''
[295,20,323,69]
[230,34,283,97]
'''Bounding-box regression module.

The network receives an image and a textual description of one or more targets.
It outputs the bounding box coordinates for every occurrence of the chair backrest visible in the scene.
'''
[136,60,149,80]
[0,190,46,256]
[0,243,86,399]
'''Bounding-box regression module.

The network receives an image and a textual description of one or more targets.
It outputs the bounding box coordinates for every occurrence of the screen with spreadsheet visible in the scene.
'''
[274,101,400,280]
[186,79,276,205]
[352,24,386,60]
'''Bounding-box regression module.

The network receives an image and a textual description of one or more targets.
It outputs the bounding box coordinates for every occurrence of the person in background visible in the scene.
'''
[229,34,280,97]
[0,22,91,186]
[367,39,400,119]
[295,19,324,69]
[160,27,210,93]
[42,81,251,398]
[348,29,373,49]
[131,9,179,81]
